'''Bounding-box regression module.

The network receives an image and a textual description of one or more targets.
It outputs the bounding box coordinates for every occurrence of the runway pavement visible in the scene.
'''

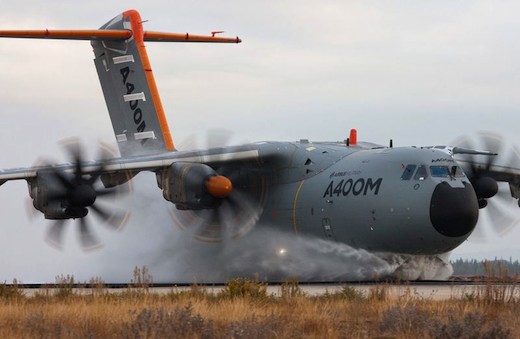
[16,281,519,300]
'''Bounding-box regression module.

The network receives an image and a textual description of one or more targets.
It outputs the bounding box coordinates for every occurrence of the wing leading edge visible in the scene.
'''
[0,147,262,184]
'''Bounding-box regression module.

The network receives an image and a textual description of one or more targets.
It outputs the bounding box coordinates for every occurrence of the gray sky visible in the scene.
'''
[0,1,520,282]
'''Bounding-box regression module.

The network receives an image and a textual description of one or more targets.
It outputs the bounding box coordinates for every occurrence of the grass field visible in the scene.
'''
[0,274,517,338]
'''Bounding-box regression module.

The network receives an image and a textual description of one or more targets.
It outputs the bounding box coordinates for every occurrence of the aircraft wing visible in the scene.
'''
[0,144,269,185]
[467,162,520,182]
[427,142,520,199]
[454,158,520,194]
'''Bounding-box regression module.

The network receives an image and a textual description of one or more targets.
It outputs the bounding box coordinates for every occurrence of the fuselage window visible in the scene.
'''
[430,166,450,177]
[414,165,428,180]
[401,164,416,180]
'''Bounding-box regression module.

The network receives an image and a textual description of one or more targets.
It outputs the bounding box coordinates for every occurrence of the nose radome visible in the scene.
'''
[430,182,479,237]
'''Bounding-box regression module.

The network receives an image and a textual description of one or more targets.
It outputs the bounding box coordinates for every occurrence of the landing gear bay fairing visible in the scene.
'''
[1,10,519,278]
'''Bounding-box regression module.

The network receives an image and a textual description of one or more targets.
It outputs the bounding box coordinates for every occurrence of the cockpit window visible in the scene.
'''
[451,166,466,178]
[430,166,450,177]
[414,165,428,180]
[401,164,416,180]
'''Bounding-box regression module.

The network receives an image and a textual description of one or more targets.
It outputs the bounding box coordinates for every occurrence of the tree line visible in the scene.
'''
[451,258,520,277]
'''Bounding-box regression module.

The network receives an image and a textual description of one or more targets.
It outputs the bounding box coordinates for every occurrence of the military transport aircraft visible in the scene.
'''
[0,10,519,264]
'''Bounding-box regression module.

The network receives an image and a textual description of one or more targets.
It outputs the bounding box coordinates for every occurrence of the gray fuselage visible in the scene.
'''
[254,141,477,255]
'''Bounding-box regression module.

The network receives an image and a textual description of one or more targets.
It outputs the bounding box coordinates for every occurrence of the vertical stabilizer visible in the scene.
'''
[92,10,174,156]
[0,9,241,156]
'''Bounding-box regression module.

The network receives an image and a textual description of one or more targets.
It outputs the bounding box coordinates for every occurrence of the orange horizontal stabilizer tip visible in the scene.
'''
[0,29,132,40]
[144,31,241,43]
[206,175,233,199]
[0,29,241,43]
[349,129,358,145]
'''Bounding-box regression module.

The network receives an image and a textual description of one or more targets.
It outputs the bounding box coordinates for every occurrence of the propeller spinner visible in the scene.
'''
[169,131,265,242]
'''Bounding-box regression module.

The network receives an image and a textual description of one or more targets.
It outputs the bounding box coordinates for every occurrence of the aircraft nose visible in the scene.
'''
[430,182,479,237]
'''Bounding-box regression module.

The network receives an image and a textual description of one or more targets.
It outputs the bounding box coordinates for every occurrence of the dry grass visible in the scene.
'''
[0,277,518,338]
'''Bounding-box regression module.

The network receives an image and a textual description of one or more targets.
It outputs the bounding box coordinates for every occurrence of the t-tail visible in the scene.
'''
[0,9,241,156]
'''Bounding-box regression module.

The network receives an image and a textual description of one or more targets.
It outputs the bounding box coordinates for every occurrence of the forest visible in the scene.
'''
[451,258,520,277]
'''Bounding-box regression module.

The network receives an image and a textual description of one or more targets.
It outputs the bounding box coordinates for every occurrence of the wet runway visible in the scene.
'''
[17,281,518,300]
[165,283,517,300]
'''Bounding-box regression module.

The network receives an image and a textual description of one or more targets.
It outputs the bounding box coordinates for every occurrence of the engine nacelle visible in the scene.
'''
[101,171,136,188]
[473,176,498,199]
[159,162,219,210]
[27,173,86,219]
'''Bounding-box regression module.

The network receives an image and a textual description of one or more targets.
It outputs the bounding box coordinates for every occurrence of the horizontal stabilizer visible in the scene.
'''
[0,29,131,40]
[0,29,241,43]
[143,31,241,43]
[0,9,241,157]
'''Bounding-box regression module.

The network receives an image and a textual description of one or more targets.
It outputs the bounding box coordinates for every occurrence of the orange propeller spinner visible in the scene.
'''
[205,175,233,199]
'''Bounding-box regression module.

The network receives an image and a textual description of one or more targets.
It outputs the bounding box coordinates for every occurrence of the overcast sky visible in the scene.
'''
[1,1,520,282]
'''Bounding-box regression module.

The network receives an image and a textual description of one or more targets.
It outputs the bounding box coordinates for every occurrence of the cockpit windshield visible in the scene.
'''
[430,166,450,177]
[401,165,416,180]
[414,165,428,180]
[401,164,466,180]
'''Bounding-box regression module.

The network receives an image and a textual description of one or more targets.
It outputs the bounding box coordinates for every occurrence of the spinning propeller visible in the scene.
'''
[38,140,130,250]
[453,131,520,240]
[171,130,266,242]
[171,181,264,242]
